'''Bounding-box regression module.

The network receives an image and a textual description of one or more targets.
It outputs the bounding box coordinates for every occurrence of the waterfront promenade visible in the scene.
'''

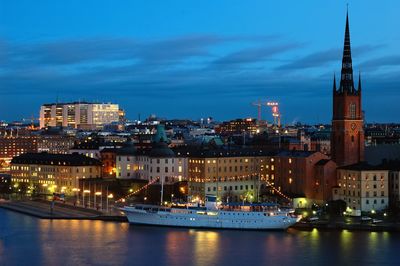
[0,199,127,221]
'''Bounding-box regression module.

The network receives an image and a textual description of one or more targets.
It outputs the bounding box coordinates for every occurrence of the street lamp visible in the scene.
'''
[95,192,102,211]
[83,190,90,208]
[107,193,114,213]
[72,188,80,205]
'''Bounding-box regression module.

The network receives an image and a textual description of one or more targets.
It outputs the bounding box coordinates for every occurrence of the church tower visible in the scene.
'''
[331,11,364,166]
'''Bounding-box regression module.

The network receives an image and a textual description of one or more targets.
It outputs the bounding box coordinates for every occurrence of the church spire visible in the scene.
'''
[358,72,362,92]
[339,10,355,93]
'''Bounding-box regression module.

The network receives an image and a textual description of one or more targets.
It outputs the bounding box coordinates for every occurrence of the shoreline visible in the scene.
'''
[2,201,400,232]
[292,221,400,232]
[0,200,128,222]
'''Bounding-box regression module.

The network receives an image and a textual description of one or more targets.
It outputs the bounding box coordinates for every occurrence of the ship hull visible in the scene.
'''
[121,206,299,230]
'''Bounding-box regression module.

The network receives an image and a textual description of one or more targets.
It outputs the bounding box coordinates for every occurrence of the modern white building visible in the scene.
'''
[40,102,121,129]
[336,162,389,216]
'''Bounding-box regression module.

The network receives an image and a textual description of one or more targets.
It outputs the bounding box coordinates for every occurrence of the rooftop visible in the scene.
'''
[11,152,102,166]
[337,161,386,171]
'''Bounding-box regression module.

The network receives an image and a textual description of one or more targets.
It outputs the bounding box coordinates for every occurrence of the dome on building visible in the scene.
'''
[116,138,136,156]
[149,139,175,158]
[153,124,169,143]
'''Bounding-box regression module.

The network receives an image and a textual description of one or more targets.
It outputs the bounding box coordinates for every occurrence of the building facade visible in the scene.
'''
[10,153,102,196]
[37,135,76,154]
[336,162,389,215]
[100,148,118,178]
[115,140,188,184]
[215,118,258,135]
[40,102,120,129]
[187,149,270,202]
[0,136,38,165]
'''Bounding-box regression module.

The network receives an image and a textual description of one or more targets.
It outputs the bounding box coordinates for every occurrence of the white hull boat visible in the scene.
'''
[121,200,300,230]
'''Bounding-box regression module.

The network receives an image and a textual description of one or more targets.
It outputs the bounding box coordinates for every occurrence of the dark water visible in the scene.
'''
[0,209,399,266]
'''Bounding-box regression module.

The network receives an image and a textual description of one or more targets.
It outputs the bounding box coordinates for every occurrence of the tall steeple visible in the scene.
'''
[338,10,355,94]
[331,8,365,167]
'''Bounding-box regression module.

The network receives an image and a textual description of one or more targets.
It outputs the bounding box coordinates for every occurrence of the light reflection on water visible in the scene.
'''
[192,230,220,265]
[0,209,399,266]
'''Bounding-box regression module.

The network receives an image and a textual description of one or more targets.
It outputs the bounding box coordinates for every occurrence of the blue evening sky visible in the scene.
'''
[0,0,399,123]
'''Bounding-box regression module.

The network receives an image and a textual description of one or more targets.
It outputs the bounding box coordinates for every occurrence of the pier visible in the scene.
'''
[0,199,127,222]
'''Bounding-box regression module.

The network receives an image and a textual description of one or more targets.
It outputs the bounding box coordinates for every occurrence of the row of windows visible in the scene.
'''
[339,183,385,189]
[118,157,178,164]
[11,166,95,173]
[342,175,385,181]
[366,199,385,205]
[343,197,386,205]
[189,158,278,164]
[190,176,256,182]
[207,184,254,192]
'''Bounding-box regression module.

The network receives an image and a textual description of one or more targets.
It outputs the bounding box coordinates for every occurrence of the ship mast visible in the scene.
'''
[160,176,164,205]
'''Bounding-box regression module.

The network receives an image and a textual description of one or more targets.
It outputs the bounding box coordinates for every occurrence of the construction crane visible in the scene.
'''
[264,102,281,128]
[251,100,263,123]
[21,115,39,130]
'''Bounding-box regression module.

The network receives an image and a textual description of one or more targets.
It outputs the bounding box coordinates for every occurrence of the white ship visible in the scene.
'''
[121,196,300,230]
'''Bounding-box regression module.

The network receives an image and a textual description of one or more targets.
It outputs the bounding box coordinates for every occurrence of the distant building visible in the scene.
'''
[69,137,122,160]
[335,162,389,215]
[37,135,76,154]
[10,153,102,195]
[0,136,38,165]
[39,102,120,129]
[215,118,258,135]
[100,148,118,178]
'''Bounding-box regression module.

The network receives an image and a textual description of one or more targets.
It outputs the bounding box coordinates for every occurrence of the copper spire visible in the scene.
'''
[339,10,355,93]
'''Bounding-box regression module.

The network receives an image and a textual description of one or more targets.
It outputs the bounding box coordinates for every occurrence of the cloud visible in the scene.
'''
[0,35,399,123]
[275,48,340,70]
[275,45,382,71]
[0,34,283,69]
[359,55,400,72]
[1,36,218,67]
[212,43,301,66]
